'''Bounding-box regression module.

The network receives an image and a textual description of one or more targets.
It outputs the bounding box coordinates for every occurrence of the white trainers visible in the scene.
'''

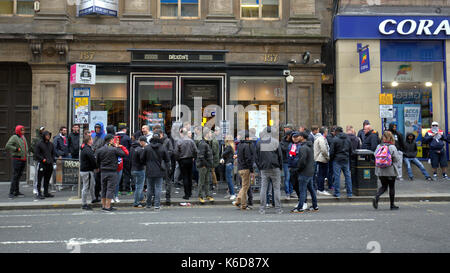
[111,198,115,204]
[318,190,331,196]
[302,203,308,210]
[229,194,236,200]
[115,197,120,203]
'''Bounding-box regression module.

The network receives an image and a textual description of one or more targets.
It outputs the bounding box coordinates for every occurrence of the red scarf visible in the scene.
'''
[289,144,298,156]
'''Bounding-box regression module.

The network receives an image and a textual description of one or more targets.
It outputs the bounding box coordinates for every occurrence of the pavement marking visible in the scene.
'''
[0,238,148,245]
[0,225,32,228]
[0,211,157,218]
[140,218,376,226]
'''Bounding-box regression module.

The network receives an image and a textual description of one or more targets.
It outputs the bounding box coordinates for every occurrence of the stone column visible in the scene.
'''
[122,0,153,21]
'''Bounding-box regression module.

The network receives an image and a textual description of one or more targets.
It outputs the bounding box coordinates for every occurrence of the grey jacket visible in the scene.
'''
[374,143,400,177]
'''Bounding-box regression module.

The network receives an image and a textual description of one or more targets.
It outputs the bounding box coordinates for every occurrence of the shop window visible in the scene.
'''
[229,77,286,138]
[90,76,127,133]
[160,0,199,18]
[0,0,34,15]
[382,61,445,159]
[241,0,279,19]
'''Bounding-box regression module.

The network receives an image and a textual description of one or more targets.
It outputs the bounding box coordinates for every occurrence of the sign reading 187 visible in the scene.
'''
[379,19,450,36]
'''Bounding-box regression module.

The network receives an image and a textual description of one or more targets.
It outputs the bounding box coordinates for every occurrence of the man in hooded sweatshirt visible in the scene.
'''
[91,122,105,203]
[329,127,353,198]
[5,125,28,198]
[388,123,405,181]
[403,133,432,181]
[34,131,56,199]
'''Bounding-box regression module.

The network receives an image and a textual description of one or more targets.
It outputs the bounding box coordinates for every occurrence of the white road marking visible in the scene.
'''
[140,218,375,225]
[0,238,148,245]
[0,211,155,218]
[0,225,32,228]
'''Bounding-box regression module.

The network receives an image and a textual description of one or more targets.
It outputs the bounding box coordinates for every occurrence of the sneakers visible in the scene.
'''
[443,174,449,179]
[8,194,15,199]
[372,197,379,210]
[229,194,236,200]
[290,208,304,213]
[302,203,308,210]
[199,197,205,204]
[44,193,54,198]
[285,195,291,200]
[14,192,25,197]
[206,196,214,201]
[82,204,93,210]
[102,207,116,212]
[133,203,144,208]
[317,190,331,196]
[390,205,399,210]
[309,206,319,212]
[154,207,160,212]
[232,201,240,207]
[35,194,45,200]
[397,177,404,181]
[426,177,432,181]
[114,197,120,203]
[433,173,438,180]
[265,203,271,208]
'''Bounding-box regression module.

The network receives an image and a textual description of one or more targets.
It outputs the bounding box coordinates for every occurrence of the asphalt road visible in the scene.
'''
[0,202,449,253]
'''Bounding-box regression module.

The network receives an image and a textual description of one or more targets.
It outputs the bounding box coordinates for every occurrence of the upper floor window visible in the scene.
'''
[160,0,200,18]
[0,0,34,15]
[241,0,279,19]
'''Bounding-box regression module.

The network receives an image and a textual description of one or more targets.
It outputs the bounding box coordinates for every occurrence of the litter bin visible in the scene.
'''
[351,149,378,196]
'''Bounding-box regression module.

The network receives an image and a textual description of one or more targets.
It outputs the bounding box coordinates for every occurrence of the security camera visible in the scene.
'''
[288,59,297,64]
[302,51,311,64]
[283,70,290,76]
[313,59,320,64]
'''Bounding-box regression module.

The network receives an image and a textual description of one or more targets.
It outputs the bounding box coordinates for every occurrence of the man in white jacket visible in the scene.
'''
[314,127,331,195]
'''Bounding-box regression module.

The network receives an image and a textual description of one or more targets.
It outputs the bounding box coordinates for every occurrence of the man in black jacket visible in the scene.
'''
[329,127,353,198]
[80,134,97,210]
[291,132,318,213]
[388,123,405,180]
[130,136,147,207]
[404,133,432,181]
[95,134,128,212]
[256,127,283,215]
[280,129,293,199]
[196,127,214,204]
[140,129,170,211]
[68,124,80,159]
[175,127,198,200]
[54,126,70,159]
[34,131,56,199]
[116,125,132,194]
[362,124,380,152]
[357,120,370,143]
[232,131,255,210]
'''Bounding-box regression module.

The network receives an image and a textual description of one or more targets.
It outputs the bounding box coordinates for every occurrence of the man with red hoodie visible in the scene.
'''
[5,125,28,199]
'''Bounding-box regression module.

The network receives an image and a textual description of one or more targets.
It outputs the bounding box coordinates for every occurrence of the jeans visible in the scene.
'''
[147,177,163,208]
[375,176,396,206]
[313,161,318,190]
[225,163,235,195]
[327,160,334,190]
[316,162,329,192]
[115,169,123,198]
[297,175,318,209]
[260,169,281,212]
[179,158,193,197]
[283,163,292,195]
[132,170,145,206]
[80,171,95,205]
[403,158,431,179]
[333,161,352,197]
[10,160,26,195]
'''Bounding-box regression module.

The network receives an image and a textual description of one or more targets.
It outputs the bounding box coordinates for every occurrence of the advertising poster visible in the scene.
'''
[248,110,267,138]
[73,97,90,124]
[404,105,422,154]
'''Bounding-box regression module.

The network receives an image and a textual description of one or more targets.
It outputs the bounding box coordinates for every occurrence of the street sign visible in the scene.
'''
[358,44,370,73]
[70,63,96,85]
[379,93,394,105]
[73,87,91,125]
[380,105,394,119]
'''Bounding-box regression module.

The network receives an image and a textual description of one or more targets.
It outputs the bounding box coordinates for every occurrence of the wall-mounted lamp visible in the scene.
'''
[286,75,294,84]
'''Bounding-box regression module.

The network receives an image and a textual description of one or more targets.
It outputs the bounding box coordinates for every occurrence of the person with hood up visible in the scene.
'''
[34,131,56,199]
[329,127,353,198]
[423,121,450,180]
[403,133,432,181]
[291,131,318,213]
[256,127,283,215]
[140,129,171,211]
[5,125,28,198]
[91,122,105,203]
[196,127,214,204]
[388,123,405,180]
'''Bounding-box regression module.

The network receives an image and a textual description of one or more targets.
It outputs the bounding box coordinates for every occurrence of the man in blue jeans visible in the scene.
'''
[291,132,318,213]
[403,133,432,181]
[329,127,353,198]
[131,136,147,207]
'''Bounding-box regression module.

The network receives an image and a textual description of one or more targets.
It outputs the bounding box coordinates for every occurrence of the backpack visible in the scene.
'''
[375,145,392,168]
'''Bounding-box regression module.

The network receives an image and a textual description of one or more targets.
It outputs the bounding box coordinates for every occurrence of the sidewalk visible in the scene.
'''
[1,176,449,210]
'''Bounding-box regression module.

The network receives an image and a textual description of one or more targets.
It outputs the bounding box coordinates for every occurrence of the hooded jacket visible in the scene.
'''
[297,141,315,177]
[280,131,292,163]
[423,128,449,151]
[329,132,353,164]
[130,140,145,172]
[5,125,28,161]
[95,142,128,172]
[196,138,213,169]
[314,133,329,163]
[388,124,405,152]
[91,122,105,152]
[80,143,97,172]
[403,133,418,158]
[237,140,255,172]
[362,130,380,152]
[34,131,56,165]
[140,138,170,178]
[255,133,283,170]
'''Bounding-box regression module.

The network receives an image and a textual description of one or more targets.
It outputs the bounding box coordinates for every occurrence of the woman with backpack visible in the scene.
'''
[373,131,400,210]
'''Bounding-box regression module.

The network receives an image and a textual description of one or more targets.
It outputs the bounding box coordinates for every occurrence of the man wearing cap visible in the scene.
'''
[5,125,28,199]
[423,121,450,180]
[95,134,128,212]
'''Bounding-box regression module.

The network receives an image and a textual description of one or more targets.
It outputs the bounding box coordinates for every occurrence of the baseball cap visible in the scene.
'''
[139,136,148,143]
[432,121,439,126]
[104,134,114,143]
[291,131,300,137]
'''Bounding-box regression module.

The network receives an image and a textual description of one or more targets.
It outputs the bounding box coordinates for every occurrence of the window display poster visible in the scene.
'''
[404,104,422,142]
[89,111,108,133]
[248,110,267,138]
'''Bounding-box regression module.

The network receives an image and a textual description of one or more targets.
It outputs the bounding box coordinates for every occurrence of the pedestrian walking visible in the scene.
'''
[34,131,56,199]
[388,123,405,181]
[280,129,293,199]
[221,135,236,200]
[314,126,331,196]
[54,126,70,159]
[403,133,432,181]
[423,121,450,180]
[175,127,198,200]
[373,131,400,210]
[95,134,128,212]
[80,134,97,210]
[140,129,171,211]
[329,127,353,198]
[68,124,80,159]
[232,131,255,210]
[196,127,214,204]
[256,127,283,215]
[91,122,105,203]
[5,125,28,199]
[130,136,147,207]
[291,131,318,213]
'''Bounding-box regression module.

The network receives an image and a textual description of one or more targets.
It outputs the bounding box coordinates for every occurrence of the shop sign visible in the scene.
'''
[78,0,118,17]
[131,51,226,63]
[70,63,96,85]
[358,44,370,73]
[334,16,450,40]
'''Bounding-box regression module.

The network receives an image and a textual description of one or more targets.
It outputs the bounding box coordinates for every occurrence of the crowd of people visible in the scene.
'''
[5,119,449,213]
